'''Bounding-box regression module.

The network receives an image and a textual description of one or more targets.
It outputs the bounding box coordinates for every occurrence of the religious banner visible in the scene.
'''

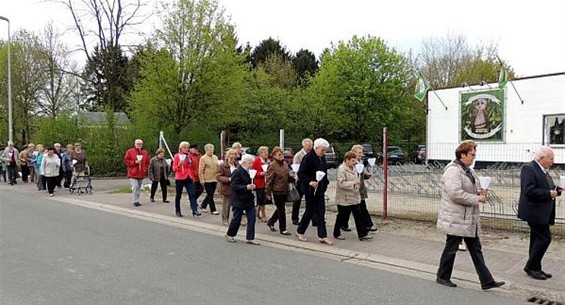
[460,89,505,141]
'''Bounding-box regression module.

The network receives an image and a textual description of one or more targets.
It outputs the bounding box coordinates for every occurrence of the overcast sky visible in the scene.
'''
[1,0,564,77]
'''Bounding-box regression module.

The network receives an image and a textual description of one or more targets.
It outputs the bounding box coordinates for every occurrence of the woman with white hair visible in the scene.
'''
[225,154,260,245]
[296,138,332,245]
[173,141,201,217]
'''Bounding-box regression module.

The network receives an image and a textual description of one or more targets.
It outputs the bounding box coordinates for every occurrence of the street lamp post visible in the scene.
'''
[0,15,12,143]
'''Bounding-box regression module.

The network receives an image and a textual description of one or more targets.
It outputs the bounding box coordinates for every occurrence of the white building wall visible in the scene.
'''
[427,73,565,164]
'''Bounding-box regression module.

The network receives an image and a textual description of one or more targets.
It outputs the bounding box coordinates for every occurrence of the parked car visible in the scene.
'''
[361,143,375,164]
[386,146,405,164]
[283,147,294,164]
[324,145,339,169]
[413,144,426,164]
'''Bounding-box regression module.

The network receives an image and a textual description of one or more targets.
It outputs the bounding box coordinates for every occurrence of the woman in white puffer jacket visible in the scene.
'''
[435,140,505,291]
[41,147,61,197]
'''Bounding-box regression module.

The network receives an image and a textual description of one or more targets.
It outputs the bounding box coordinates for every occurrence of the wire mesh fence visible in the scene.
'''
[325,161,565,236]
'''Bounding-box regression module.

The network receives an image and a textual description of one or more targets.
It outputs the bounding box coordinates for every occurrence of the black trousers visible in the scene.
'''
[63,170,72,188]
[150,179,168,201]
[291,182,317,225]
[20,164,29,182]
[194,181,204,201]
[297,193,326,238]
[201,182,217,212]
[333,204,369,238]
[45,176,58,194]
[437,234,494,285]
[267,194,288,232]
[526,222,552,271]
[340,199,373,229]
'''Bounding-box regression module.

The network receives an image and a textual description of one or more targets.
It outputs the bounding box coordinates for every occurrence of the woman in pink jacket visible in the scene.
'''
[173,141,201,217]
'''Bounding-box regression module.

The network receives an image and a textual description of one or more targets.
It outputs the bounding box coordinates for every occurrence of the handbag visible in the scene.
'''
[286,183,300,202]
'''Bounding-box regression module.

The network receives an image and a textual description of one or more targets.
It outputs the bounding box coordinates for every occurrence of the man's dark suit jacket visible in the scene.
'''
[518,160,556,225]
[230,165,255,209]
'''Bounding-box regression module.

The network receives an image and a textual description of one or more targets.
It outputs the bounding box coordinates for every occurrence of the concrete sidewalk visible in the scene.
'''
[4,178,565,303]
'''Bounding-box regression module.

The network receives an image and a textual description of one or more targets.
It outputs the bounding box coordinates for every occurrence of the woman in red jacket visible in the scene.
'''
[252,146,270,221]
[173,141,201,217]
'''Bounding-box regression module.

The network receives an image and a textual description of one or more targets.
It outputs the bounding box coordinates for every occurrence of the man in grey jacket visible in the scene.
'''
[2,141,19,185]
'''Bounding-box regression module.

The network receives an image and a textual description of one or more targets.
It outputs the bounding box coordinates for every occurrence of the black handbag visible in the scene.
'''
[286,183,300,202]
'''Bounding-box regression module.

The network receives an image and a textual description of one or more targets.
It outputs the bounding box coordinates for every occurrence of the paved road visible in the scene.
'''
[0,190,528,305]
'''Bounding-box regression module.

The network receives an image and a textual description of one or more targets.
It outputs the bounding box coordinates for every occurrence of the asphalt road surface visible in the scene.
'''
[0,190,527,305]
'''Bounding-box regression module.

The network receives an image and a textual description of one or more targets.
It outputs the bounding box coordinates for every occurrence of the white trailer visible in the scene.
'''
[426,72,565,167]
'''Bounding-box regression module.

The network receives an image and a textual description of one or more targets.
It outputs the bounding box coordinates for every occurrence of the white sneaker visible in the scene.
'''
[458,242,467,251]
[49,193,54,197]
[211,211,219,215]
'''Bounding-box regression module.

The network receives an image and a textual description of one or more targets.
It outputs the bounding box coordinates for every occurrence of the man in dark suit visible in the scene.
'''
[518,146,562,280]
[225,154,260,245]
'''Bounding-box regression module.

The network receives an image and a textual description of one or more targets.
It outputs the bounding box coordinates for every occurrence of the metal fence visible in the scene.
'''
[325,162,565,236]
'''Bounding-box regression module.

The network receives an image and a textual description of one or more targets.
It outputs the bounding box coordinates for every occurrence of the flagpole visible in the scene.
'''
[415,68,448,111]
[496,55,524,104]
[429,87,448,110]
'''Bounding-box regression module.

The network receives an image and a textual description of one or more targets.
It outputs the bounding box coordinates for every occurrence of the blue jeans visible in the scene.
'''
[175,178,198,214]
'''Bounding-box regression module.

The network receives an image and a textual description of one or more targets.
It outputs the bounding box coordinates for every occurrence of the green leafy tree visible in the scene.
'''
[306,35,417,145]
[129,0,247,139]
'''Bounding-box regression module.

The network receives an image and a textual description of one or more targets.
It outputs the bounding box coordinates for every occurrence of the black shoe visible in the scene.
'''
[163,200,170,203]
[133,202,141,207]
[280,231,291,235]
[524,268,546,280]
[267,224,276,232]
[341,227,351,232]
[359,235,373,241]
[150,198,155,202]
[436,278,457,287]
[540,270,552,278]
[481,280,505,290]
[193,212,202,217]
[292,220,299,226]
[176,212,183,217]
[367,226,378,232]
[334,235,345,240]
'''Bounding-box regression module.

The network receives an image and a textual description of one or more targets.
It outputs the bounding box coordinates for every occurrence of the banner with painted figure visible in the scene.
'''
[460,89,504,141]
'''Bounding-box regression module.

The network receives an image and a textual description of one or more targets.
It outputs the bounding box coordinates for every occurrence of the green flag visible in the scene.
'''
[414,71,430,102]
[498,66,508,89]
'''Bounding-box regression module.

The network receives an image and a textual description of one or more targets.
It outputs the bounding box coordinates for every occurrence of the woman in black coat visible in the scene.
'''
[225,154,260,245]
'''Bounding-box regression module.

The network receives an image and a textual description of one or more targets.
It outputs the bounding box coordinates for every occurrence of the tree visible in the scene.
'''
[80,44,133,112]
[38,22,80,118]
[128,0,247,138]
[306,35,416,145]
[419,33,514,88]
[250,37,292,68]
[293,48,319,86]
[56,0,147,112]
[261,53,297,89]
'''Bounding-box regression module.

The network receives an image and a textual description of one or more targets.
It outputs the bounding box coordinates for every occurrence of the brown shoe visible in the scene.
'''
[296,233,308,242]
[319,238,333,245]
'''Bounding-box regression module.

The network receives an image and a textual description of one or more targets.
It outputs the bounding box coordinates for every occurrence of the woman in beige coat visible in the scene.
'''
[436,140,504,290]
[332,151,372,241]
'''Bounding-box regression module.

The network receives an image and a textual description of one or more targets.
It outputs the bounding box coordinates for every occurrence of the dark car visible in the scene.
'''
[324,145,339,169]
[386,146,405,164]
[361,143,375,163]
[283,147,294,164]
[413,144,426,164]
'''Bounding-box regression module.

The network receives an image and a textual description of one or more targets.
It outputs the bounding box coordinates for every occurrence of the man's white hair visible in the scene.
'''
[534,145,553,161]
[302,138,313,146]
[313,138,329,150]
